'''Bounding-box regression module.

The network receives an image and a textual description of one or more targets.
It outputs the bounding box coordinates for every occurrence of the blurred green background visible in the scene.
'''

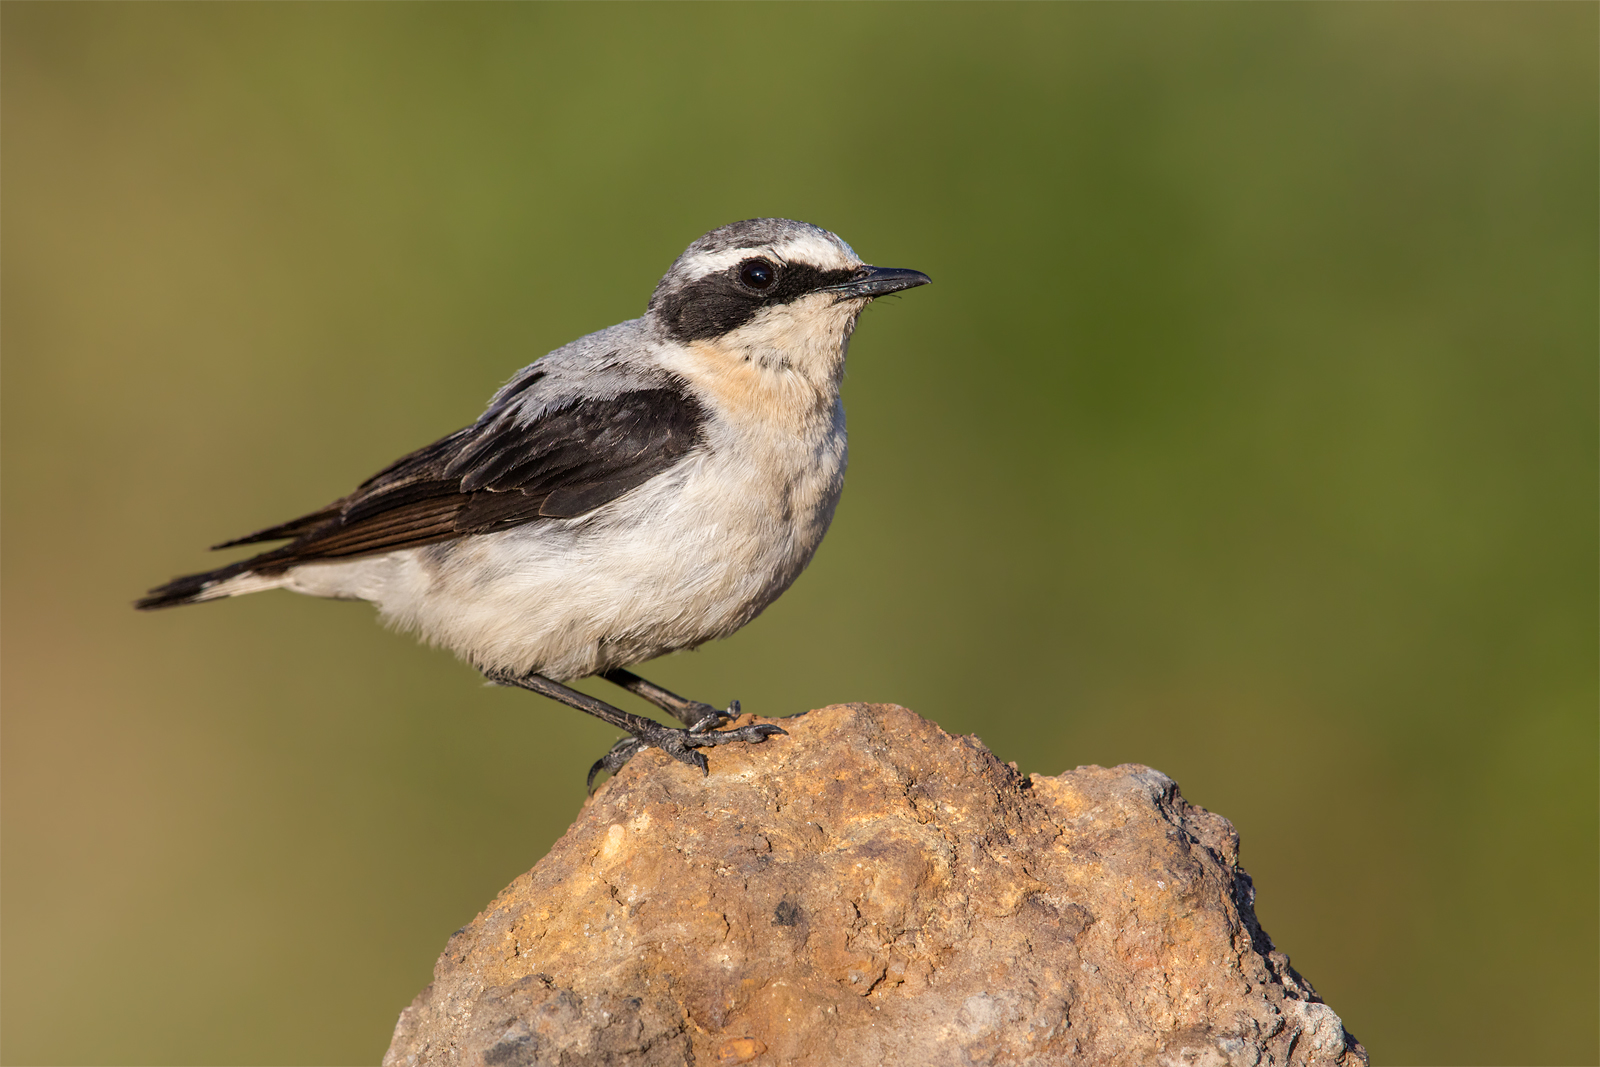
[3,4,1594,1064]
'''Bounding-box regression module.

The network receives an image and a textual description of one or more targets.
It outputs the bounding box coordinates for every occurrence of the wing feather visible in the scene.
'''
[218,381,705,573]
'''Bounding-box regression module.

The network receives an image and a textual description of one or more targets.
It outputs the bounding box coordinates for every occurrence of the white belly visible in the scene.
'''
[281,412,848,680]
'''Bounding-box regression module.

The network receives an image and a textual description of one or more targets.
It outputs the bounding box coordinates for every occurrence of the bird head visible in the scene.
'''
[647,219,929,386]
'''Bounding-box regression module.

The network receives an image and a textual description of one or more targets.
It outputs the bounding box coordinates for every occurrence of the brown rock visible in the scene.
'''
[385,704,1366,1067]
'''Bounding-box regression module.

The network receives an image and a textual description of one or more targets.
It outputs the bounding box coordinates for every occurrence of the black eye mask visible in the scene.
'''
[652,259,859,343]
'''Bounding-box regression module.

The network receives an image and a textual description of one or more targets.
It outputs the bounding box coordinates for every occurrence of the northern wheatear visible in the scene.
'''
[139,218,930,785]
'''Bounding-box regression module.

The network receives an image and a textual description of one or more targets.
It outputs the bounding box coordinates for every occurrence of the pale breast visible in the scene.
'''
[356,396,847,681]
[346,316,855,679]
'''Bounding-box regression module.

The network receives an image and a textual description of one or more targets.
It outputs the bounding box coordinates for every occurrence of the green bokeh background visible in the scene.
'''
[4,4,1595,1064]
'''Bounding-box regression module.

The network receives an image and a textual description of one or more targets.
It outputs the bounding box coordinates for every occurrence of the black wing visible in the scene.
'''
[136,384,705,608]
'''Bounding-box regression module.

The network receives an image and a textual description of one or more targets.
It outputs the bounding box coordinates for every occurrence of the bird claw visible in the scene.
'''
[586,717,785,790]
[687,699,742,733]
[681,722,786,748]
[586,736,646,793]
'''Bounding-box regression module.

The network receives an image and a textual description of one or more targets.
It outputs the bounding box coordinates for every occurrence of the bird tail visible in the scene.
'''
[135,560,289,610]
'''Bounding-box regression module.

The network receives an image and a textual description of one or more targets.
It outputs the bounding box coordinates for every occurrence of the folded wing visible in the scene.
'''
[136,376,705,608]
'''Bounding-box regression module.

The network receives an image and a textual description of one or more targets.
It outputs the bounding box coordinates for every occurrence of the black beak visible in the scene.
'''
[826,265,932,299]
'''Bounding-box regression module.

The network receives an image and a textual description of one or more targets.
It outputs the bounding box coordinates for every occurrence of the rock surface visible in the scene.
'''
[385,704,1366,1067]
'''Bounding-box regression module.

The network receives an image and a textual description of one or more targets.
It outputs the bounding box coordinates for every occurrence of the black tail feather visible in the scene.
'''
[134,560,256,610]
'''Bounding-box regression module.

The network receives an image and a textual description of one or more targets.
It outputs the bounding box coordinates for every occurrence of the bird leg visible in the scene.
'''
[599,667,740,731]
[485,669,784,790]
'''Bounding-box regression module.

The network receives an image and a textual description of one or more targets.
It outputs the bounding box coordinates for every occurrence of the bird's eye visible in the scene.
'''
[739,258,776,291]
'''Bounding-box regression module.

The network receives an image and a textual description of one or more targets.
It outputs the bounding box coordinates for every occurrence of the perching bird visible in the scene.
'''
[138,218,930,785]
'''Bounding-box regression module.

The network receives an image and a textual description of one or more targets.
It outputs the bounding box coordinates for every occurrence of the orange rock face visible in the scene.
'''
[385,704,1366,1067]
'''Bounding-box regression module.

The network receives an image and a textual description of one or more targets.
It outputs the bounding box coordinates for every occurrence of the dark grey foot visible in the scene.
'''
[687,699,741,733]
[485,668,778,791]
[600,668,743,730]
[588,737,647,792]
[586,719,786,792]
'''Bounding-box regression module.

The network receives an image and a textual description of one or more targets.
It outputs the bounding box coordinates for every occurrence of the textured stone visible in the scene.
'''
[385,704,1366,1067]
